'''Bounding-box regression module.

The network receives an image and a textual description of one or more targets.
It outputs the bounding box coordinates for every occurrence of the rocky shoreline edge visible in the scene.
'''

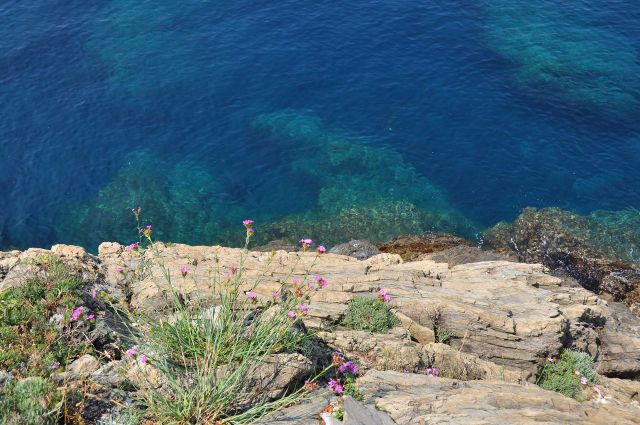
[1,212,640,424]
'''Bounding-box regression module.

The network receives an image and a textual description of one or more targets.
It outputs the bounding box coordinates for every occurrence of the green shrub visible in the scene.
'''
[341,297,399,333]
[436,328,455,344]
[537,350,597,398]
[0,377,61,425]
[0,256,87,376]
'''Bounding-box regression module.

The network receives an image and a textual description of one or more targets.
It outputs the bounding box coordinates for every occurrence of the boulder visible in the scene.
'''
[330,240,381,260]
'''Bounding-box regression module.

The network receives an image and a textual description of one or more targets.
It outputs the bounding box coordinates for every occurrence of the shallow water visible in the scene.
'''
[1,0,639,250]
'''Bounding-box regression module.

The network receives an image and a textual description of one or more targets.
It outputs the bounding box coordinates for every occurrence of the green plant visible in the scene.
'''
[343,376,364,401]
[436,328,454,344]
[537,350,598,398]
[341,297,399,333]
[124,220,330,424]
[333,407,344,420]
[0,377,61,425]
[0,256,90,376]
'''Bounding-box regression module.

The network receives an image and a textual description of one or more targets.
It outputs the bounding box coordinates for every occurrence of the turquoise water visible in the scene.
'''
[1,0,639,250]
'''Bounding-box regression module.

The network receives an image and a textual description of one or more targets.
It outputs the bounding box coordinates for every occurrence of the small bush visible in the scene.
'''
[341,297,399,333]
[0,256,87,376]
[436,328,454,344]
[537,350,597,398]
[0,377,61,425]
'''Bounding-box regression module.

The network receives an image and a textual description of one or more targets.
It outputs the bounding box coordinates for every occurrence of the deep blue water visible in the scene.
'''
[1,0,640,250]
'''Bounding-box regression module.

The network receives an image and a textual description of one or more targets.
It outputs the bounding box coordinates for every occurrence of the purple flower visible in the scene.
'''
[314,275,328,288]
[246,292,257,299]
[575,370,581,376]
[338,361,358,375]
[126,347,137,357]
[71,306,85,321]
[146,225,152,230]
[115,266,123,274]
[547,356,555,363]
[140,355,148,366]
[317,245,326,254]
[91,290,97,299]
[87,314,95,320]
[293,279,301,286]
[427,367,439,377]
[181,266,190,277]
[247,227,255,236]
[378,288,391,303]
[242,219,254,228]
[328,378,344,395]
[272,291,280,298]
[126,242,139,251]
[287,311,297,319]
[299,239,313,251]
[594,386,603,397]
[50,362,60,371]
[580,377,588,385]
[308,282,315,290]
[299,305,310,314]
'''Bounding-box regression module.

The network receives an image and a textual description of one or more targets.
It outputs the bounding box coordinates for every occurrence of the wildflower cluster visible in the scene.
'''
[126,346,148,366]
[327,352,362,399]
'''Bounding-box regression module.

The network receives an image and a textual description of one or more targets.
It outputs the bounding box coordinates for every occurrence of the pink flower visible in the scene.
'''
[308,282,315,290]
[378,288,391,303]
[140,355,148,366]
[328,378,343,395]
[580,377,588,385]
[299,305,310,314]
[126,347,137,357]
[115,266,123,274]
[547,356,555,363]
[575,370,581,376]
[315,275,328,288]
[91,290,97,299]
[299,239,313,250]
[338,361,358,375]
[287,311,297,319]
[293,279,301,286]
[71,306,85,321]
[247,227,255,236]
[87,314,95,320]
[246,292,257,299]
[126,242,139,251]
[181,266,189,277]
[427,367,439,377]
[317,245,326,254]
[272,291,279,298]
[243,219,254,228]
[146,225,152,230]
[50,362,60,371]
[594,386,603,398]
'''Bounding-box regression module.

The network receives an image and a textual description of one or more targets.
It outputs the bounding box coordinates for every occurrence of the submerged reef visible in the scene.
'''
[485,207,640,313]
[253,111,477,244]
[480,0,640,119]
[56,152,246,248]
[57,112,476,249]
[87,0,209,102]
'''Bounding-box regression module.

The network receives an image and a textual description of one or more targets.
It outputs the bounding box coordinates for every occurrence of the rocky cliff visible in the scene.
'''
[1,239,640,424]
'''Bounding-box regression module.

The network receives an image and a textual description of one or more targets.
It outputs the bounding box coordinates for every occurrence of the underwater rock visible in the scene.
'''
[56,151,244,249]
[480,0,640,119]
[484,207,640,312]
[253,111,476,244]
